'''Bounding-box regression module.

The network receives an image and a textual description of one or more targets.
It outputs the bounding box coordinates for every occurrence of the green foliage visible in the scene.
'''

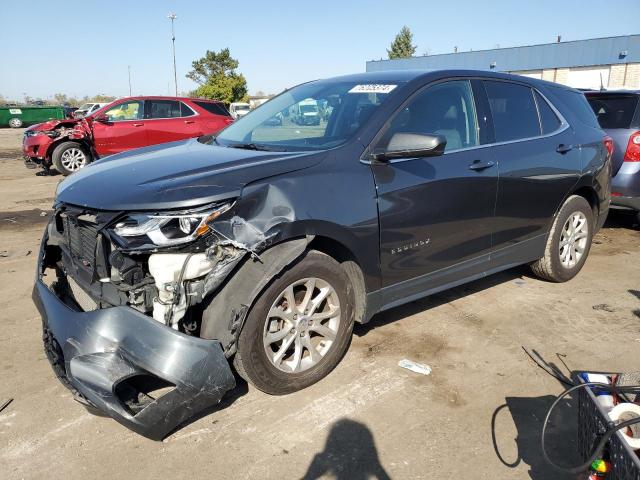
[387,26,417,59]
[186,48,248,104]
[91,94,116,103]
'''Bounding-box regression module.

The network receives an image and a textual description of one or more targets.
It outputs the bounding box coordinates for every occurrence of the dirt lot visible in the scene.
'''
[0,127,639,479]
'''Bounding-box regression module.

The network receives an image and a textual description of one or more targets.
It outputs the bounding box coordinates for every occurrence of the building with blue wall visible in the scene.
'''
[366,35,640,90]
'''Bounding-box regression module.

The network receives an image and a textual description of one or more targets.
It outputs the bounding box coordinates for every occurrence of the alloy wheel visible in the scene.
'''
[60,148,87,172]
[559,211,589,269]
[263,277,341,373]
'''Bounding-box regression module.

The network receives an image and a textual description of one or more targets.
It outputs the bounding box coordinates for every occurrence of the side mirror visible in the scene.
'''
[94,114,109,123]
[372,133,447,161]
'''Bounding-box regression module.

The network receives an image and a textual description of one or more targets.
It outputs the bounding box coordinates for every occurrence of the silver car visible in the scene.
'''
[587,91,640,221]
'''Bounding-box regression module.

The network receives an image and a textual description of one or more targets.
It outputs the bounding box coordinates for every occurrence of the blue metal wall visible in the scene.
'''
[366,35,640,72]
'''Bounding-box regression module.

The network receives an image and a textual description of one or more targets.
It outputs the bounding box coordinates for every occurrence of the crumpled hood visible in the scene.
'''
[56,138,323,211]
[26,118,82,132]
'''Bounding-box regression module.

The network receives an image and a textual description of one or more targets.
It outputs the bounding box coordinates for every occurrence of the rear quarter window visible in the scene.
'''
[547,87,601,129]
[194,101,230,117]
[586,95,639,129]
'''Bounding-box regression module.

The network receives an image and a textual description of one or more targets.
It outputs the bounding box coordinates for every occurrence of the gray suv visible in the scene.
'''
[587,91,640,220]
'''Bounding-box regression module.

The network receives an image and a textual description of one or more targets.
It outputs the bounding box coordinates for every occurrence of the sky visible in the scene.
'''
[1,0,639,101]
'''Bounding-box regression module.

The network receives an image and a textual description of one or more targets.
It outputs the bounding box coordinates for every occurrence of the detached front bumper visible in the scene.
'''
[32,240,236,440]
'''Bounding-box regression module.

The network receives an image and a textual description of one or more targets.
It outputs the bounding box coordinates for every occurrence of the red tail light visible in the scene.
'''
[604,136,614,160]
[624,131,640,162]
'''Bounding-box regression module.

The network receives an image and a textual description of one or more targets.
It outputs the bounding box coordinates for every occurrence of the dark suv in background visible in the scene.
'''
[586,91,640,221]
[34,70,612,439]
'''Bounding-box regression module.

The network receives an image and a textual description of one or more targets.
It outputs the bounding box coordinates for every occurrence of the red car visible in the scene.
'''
[23,96,233,175]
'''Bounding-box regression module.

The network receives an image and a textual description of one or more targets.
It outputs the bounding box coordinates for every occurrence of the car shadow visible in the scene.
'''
[603,209,639,230]
[355,265,531,336]
[491,351,581,479]
[302,418,391,480]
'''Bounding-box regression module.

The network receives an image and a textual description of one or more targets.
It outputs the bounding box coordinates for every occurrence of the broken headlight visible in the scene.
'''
[110,202,233,247]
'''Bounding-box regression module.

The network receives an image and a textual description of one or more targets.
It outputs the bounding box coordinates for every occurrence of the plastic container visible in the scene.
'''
[576,371,640,480]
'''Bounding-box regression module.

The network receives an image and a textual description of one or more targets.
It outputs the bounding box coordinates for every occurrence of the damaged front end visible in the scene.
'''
[23,119,91,169]
[33,199,285,440]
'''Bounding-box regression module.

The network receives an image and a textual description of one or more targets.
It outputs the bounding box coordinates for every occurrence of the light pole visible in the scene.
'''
[167,13,178,96]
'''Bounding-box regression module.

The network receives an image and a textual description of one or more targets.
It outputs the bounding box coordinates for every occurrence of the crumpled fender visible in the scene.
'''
[200,237,312,354]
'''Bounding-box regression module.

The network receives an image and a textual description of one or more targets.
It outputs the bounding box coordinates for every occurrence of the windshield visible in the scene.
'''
[78,103,92,110]
[216,80,399,151]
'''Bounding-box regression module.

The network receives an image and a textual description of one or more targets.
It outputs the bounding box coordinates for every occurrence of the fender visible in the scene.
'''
[200,237,312,356]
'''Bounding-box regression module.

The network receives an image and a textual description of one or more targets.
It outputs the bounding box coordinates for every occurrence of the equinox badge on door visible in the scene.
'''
[391,238,430,255]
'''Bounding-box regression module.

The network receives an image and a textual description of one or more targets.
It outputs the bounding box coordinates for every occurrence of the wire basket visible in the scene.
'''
[576,372,640,480]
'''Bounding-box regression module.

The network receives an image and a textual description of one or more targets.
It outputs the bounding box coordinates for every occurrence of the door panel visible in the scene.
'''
[481,80,582,251]
[371,79,498,289]
[489,131,580,250]
[374,151,497,288]
[92,100,147,156]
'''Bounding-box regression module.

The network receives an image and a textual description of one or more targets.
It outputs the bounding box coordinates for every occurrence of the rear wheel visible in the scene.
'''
[8,118,22,128]
[234,251,354,395]
[52,141,91,176]
[531,195,594,282]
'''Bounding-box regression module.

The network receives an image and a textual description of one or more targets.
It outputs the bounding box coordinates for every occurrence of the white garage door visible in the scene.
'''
[567,66,610,89]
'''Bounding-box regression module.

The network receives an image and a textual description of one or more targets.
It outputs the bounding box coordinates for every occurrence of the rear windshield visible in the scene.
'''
[587,95,639,129]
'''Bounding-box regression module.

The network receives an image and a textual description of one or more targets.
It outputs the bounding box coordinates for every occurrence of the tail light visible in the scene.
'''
[624,131,640,162]
[604,136,614,160]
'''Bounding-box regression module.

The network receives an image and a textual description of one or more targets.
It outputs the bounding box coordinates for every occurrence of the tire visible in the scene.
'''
[51,141,91,176]
[234,250,354,395]
[8,118,22,128]
[530,195,594,282]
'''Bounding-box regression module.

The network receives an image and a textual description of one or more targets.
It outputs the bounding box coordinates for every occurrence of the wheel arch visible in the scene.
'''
[46,137,93,160]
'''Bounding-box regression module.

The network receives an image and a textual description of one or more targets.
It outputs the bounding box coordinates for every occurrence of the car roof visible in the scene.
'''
[119,96,224,104]
[314,69,581,92]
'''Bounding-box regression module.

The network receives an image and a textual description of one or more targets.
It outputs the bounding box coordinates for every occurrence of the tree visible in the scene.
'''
[186,48,248,104]
[387,26,417,59]
[91,94,116,103]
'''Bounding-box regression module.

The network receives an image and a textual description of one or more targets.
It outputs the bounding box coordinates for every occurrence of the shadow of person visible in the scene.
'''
[303,419,391,480]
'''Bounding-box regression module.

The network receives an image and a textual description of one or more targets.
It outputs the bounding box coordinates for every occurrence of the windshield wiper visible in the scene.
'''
[228,143,283,151]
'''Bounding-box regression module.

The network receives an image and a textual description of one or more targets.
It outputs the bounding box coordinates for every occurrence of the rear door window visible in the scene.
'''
[146,100,182,119]
[483,81,540,142]
[534,91,562,134]
[587,95,639,129]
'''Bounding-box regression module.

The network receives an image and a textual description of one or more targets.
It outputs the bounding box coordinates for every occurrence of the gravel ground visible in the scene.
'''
[0,127,639,479]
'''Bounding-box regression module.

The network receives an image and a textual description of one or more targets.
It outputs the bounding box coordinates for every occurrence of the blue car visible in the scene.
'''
[587,91,640,221]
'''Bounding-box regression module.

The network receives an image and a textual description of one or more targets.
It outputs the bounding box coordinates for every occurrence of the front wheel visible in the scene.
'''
[234,251,354,395]
[51,141,91,176]
[531,195,594,282]
[8,118,23,128]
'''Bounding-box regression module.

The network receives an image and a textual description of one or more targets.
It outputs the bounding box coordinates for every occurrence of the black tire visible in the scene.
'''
[8,118,23,128]
[234,250,354,395]
[51,141,91,176]
[530,195,594,282]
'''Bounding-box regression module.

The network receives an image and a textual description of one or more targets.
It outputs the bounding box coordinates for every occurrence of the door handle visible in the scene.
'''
[132,123,144,127]
[556,144,573,154]
[184,120,195,124]
[468,160,495,171]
